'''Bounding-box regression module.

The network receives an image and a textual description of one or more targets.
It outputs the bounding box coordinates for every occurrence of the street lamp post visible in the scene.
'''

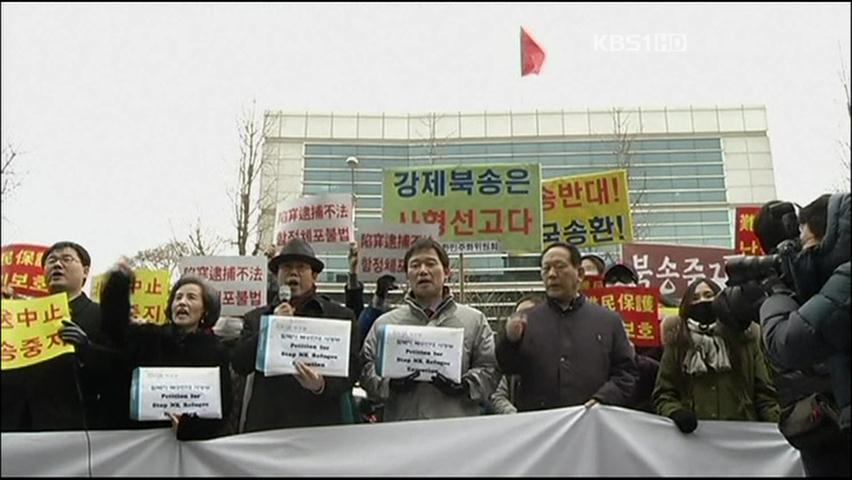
[345,156,359,207]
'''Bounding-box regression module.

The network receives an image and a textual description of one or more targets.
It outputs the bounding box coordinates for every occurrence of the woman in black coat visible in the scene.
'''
[101,264,232,440]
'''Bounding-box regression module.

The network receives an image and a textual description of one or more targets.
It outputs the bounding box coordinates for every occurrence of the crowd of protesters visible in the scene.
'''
[1,192,848,476]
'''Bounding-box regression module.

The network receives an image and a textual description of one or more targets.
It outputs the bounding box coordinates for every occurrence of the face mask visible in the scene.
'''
[688,300,716,325]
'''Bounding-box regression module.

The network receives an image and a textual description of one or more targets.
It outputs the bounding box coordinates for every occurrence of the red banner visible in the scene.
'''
[580,274,605,291]
[585,286,661,347]
[622,242,733,300]
[735,206,765,256]
[1,244,50,298]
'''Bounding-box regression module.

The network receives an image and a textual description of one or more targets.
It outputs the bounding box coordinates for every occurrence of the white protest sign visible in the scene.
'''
[178,256,268,316]
[130,367,222,421]
[377,324,464,383]
[256,315,351,377]
[273,193,355,252]
[357,223,440,282]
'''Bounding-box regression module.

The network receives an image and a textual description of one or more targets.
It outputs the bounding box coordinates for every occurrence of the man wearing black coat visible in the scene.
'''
[231,238,360,432]
[1,241,112,431]
[496,242,637,412]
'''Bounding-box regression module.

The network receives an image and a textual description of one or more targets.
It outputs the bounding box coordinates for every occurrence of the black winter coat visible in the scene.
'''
[231,295,359,432]
[496,296,638,411]
[1,293,114,431]
[100,270,232,440]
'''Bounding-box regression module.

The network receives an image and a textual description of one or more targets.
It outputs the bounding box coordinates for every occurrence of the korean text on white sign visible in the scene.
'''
[273,193,355,252]
[130,367,222,421]
[179,256,267,316]
[357,223,440,282]
[255,316,351,377]
[377,324,464,383]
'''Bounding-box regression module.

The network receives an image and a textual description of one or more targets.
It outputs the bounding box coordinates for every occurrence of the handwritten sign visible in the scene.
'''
[256,316,351,377]
[377,324,464,383]
[179,256,267,316]
[91,270,171,324]
[273,193,355,252]
[1,244,49,298]
[735,206,764,256]
[383,163,542,254]
[358,223,440,282]
[130,367,222,421]
[1,293,74,370]
[542,169,633,248]
[585,286,661,347]
[622,242,733,299]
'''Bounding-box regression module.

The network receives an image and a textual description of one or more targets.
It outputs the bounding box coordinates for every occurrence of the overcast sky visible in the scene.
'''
[2,2,850,279]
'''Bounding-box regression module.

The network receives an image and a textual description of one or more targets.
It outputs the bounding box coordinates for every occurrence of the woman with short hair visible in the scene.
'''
[101,264,232,440]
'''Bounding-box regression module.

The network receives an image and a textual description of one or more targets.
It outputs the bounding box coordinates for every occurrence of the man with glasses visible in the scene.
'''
[1,241,110,431]
[496,242,638,412]
[231,238,359,432]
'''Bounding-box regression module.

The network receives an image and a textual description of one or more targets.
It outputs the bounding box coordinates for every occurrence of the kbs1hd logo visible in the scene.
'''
[594,33,687,53]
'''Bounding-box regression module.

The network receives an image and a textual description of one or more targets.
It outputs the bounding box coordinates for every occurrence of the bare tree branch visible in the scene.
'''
[128,241,190,276]
[184,217,226,256]
[840,54,851,189]
[232,100,273,255]
[609,108,650,240]
[132,218,226,276]
[1,141,21,202]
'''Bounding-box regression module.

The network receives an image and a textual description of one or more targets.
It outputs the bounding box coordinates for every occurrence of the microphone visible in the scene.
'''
[278,285,292,305]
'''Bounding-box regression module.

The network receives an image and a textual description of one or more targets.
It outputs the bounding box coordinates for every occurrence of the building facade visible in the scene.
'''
[258,106,777,321]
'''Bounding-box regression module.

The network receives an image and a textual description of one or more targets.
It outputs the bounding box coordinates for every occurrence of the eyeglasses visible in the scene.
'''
[44,254,80,266]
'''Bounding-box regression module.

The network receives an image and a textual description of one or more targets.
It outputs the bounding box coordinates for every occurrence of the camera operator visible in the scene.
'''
[717,194,849,476]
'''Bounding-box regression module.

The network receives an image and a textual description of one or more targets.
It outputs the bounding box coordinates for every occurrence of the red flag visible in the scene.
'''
[520,27,545,76]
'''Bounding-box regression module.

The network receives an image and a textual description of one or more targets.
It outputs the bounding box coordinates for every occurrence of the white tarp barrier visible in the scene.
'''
[1,406,804,476]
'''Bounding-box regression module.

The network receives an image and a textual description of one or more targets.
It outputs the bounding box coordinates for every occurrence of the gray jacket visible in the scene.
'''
[489,375,519,414]
[360,293,500,422]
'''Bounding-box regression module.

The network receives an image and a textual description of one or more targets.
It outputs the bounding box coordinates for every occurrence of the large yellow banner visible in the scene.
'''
[1,292,75,370]
[91,269,171,325]
[542,169,633,248]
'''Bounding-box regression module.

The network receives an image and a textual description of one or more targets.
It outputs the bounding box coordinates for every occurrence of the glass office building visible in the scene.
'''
[258,107,777,320]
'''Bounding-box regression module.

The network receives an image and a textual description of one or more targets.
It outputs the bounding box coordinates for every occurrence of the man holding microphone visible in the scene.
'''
[231,238,359,432]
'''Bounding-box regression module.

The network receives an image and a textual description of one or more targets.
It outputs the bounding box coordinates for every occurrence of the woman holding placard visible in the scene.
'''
[100,263,232,440]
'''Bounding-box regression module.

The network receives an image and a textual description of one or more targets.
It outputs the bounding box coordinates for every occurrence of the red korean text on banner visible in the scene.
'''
[1,244,50,298]
[585,286,661,347]
[735,206,765,256]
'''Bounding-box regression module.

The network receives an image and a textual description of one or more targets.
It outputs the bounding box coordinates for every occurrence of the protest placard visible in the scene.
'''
[179,256,267,316]
[273,193,355,252]
[91,269,171,324]
[1,292,74,370]
[383,163,542,253]
[256,316,351,377]
[130,367,222,421]
[377,324,464,383]
[622,242,733,299]
[734,206,764,256]
[542,169,633,248]
[585,286,661,347]
[358,223,440,282]
[580,274,605,291]
[1,244,49,298]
